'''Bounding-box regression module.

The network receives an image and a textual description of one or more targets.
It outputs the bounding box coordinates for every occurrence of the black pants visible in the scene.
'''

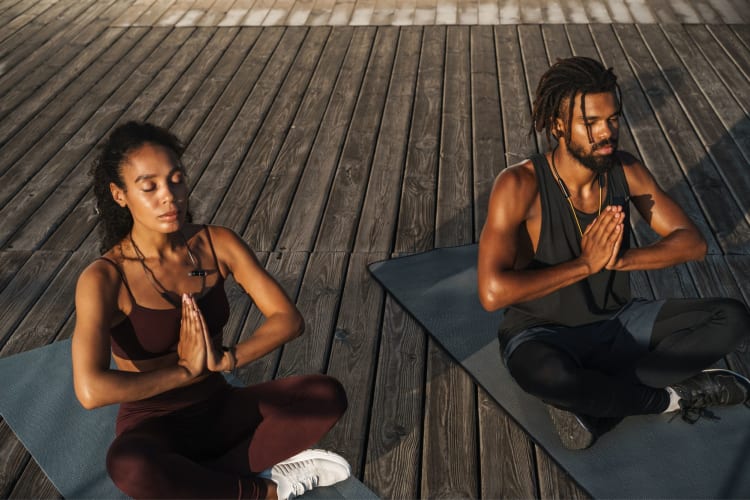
[506,298,749,418]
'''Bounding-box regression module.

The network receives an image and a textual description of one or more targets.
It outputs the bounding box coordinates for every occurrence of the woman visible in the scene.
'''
[72,121,349,499]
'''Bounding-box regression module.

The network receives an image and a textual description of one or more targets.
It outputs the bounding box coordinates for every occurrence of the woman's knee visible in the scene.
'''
[106,435,166,498]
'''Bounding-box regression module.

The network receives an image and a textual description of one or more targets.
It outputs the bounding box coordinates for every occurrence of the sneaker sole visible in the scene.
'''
[277,449,351,473]
[547,406,596,450]
[702,368,750,388]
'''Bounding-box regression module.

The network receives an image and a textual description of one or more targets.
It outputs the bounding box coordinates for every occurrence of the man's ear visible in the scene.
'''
[552,117,565,139]
[110,182,127,208]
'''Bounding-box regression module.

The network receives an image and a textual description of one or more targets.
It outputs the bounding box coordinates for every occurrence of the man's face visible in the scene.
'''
[561,91,620,174]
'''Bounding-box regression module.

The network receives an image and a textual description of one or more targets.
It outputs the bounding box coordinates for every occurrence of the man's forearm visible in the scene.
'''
[611,228,707,271]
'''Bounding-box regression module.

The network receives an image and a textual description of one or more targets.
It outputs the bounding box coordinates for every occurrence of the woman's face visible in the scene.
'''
[110,142,188,234]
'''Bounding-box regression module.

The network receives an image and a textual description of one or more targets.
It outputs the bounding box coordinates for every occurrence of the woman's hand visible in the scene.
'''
[177,293,207,377]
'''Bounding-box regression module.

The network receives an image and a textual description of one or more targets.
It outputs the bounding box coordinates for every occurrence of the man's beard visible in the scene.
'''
[567,137,618,175]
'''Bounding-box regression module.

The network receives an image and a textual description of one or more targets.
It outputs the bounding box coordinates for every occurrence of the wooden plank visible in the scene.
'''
[364,296,425,499]
[0,419,31,497]
[0,21,128,144]
[640,24,750,232]
[559,0,589,23]
[350,0,375,25]
[207,28,325,233]
[0,0,71,59]
[413,0,436,24]
[170,25,288,223]
[661,24,750,173]
[584,24,722,255]
[0,250,30,294]
[421,25,476,499]
[0,0,96,77]
[457,0,478,24]
[275,27,374,252]
[112,0,159,26]
[519,24,551,153]
[0,27,150,191]
[435,0,457,24]
[583,0,613,22]
[477,388,538,498]
[477,0,499,24]
[650,0,679,22]
[218,0,256,25]
[353,27,420,253]
[275,251,349,376]
[684,25,750,116]
[0,0,56,46]
[604,0,634,22]
[707,0,743,23]
[0,0,105,99]
[690,0,722,23]
[39,28,220,253]
[135,0,182,24]
[519,0,542,23]
[393,25,443,254]
[667,0,701,23]
[243,27,355,251]
[262,0,296,25]
[8,457,60,499]
[495,25,536,165]
[707,25,750,84]
[319,252,387,476]
[284,0,315,24]
[370,0,396,25]
[616,24,750,255]
[615,26,750,253]
[328,0,356,25]
[624,0,656,22]
[0,28,186,251]
[234,251,308,385]
[244,0,275,24]
[154,0,197,25]
[0,251,67,351]
[313,27,398,252]
[307,0,335,25]
[436,26,472,247]
[0,249,95,358]
[536,448,590,499]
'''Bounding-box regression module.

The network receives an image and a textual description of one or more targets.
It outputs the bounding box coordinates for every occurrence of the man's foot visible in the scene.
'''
[259,449,351,500]
[669,368,750,422]
[546,405,598,450]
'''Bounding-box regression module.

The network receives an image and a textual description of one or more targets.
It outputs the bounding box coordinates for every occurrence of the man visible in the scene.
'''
[477,56,750,450]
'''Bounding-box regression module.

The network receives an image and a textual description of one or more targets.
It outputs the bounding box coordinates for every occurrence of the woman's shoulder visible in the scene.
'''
[77,251,125,303]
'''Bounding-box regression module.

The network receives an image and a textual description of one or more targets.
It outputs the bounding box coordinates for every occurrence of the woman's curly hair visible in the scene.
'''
[91,121,186,253]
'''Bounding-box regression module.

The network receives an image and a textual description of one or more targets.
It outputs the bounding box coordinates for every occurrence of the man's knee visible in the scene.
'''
[507,344,582,400]
[715,298,750,348]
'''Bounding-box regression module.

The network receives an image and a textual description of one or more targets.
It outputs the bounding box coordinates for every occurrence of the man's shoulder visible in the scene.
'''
[616,150,644,170]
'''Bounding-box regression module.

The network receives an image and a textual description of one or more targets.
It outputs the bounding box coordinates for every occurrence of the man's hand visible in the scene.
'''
[578,205,623,274]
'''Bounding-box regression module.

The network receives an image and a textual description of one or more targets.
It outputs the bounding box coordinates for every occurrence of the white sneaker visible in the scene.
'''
[258,449,351,500]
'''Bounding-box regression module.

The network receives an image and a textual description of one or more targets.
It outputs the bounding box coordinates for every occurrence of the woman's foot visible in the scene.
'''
[259,449,351,500]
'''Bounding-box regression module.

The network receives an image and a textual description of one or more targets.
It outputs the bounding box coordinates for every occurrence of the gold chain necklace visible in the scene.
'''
[549,148,602,238]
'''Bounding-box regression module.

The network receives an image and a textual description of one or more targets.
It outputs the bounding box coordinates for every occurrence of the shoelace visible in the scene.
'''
[278,461,320,497]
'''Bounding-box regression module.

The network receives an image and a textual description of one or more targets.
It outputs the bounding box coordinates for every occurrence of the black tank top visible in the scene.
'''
[498,153,631,348]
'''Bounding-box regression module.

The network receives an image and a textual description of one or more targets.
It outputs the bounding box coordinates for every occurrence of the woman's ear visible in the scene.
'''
[110,182,127,208]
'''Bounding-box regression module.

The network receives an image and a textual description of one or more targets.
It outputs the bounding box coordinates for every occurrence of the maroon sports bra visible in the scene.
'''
[99,229,230,361]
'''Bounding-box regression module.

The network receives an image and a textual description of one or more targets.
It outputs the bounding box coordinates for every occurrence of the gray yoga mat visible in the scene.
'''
[0,340,377,499]
[369,243,750,499]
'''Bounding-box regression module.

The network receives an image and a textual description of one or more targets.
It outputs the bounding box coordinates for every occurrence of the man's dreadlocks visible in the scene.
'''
[530,56,621,146]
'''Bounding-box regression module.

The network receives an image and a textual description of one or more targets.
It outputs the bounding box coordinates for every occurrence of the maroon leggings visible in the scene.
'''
[106,373,347,499]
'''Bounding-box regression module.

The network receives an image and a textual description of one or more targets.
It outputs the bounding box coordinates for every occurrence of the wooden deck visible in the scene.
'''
[1,0,750,498]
